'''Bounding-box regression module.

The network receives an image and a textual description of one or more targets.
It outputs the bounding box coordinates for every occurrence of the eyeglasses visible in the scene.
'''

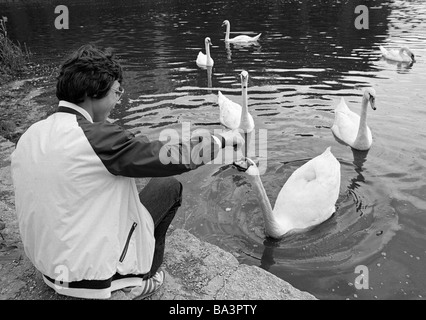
[112,87,125,100]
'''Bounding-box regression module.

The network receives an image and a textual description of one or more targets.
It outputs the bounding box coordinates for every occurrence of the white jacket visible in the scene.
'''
[11,101,221,299]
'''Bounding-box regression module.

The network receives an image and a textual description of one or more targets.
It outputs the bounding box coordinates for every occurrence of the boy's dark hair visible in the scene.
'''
[56,44,123,104]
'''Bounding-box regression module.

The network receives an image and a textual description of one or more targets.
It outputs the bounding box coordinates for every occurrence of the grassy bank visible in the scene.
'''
[0,15,59,143]
[0,16,31,84]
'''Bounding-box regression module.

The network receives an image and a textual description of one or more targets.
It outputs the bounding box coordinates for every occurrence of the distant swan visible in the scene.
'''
[218,70,254,132]
[234,147,341,239]
[196,37,214,67]
[380,46,415,63]
[331,88,377,151]
[222,20,261,43]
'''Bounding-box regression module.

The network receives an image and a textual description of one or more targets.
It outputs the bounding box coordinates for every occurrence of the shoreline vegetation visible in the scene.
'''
[0,17,58,144]
[0,16,31,84]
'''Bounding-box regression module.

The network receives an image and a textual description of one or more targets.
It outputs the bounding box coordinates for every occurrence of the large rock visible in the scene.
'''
[150,229,316,300]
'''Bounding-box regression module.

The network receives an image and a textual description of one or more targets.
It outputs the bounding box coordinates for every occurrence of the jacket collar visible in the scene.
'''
[58,100,93,123]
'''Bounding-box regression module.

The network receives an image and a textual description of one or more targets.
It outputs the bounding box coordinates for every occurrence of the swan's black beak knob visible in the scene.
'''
[232,157,256,172]
[232,158,249,172]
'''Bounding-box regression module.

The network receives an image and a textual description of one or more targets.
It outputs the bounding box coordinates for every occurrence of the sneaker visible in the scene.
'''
[124,270,165,300]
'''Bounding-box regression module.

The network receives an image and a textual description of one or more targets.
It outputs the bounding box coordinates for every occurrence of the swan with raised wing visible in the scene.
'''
[222,20,261,43]
[331,88,377,151]
[234,147,341,239]
[196,37,214,67]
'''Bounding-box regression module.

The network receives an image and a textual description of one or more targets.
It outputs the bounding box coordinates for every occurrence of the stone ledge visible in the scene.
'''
[149,228,316,300]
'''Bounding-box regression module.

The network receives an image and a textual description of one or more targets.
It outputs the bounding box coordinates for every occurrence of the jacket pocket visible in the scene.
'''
[119,222,137,262]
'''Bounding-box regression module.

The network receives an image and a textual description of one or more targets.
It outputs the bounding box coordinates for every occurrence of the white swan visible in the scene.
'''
[196,37,214,67]
[218,70,254,132]
[234,147,341,239]
[331,88,377,151]
[222,20,261,43]
[380,45,415,63]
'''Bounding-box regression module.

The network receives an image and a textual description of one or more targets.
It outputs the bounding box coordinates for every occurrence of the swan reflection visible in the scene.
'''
[225,41,261,61]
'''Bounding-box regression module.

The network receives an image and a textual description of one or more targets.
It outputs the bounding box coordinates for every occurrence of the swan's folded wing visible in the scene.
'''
[332,111,359,143]
[273,149,340,231]
[379,46,388,56]
[332,100,360,144]
[196,51,205,64]
[273,170,330,231]
[380,47,408,62]
[229,34,259,43]
[218,94,242,129]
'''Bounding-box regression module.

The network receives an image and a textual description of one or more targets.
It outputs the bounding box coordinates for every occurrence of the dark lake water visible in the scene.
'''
[1,0,426,300]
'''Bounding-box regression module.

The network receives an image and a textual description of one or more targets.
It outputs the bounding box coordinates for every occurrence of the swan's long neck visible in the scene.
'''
[400,48,413,62]
[225,23,230,41]
[400,48,409,58]
[206,43,211,62]
[247,173,285,239]
[239,83,250,131]
[355,95,369,144]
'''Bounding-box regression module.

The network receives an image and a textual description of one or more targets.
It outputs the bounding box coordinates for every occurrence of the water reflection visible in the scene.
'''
[206,66,212,89]
[225,42,232,61]
[380,57,415,74]
[349,148,368,189]
[348,148,369,216]
[225,41,261,62]
[260,238,280,272]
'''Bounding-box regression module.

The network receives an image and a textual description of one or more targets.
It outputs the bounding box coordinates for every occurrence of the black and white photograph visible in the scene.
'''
[0,0,425,309]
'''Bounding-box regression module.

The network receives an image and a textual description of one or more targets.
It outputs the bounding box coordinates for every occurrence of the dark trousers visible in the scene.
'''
[138,177,182,279]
